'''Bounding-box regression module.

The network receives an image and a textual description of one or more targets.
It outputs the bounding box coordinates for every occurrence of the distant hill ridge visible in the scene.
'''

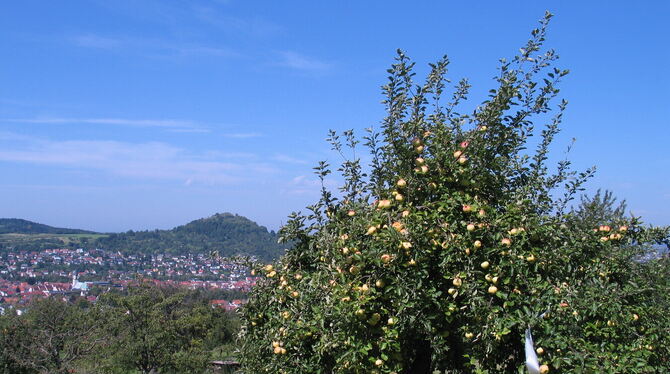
[0,218,95,235]
[0,213,285,260]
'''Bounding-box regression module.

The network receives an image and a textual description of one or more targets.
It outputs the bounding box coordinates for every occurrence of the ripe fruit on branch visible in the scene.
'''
[415,157,425,166]
[347,210,356,216]
[395,193,404,201]
[457,156,468,164]
[462,205,473,213]
[452,278,463,287]
[480,261,490,269]
[501,238,512,247]
[539,364,550,373]
[465,332,474,339]
[377,199,392,209]
[473,240,482,248]
[366,226,378,235]
[466,223,476,231]
[453,150,463,158]
[488,285,498,294]
[396,178,407,187]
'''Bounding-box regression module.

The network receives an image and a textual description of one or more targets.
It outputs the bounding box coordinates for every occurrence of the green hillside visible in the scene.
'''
[0,214,286,260]
[0,218,95,235]
[94,213,285,260]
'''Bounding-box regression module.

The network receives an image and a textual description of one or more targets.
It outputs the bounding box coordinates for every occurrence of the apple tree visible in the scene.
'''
[239,12,670,373]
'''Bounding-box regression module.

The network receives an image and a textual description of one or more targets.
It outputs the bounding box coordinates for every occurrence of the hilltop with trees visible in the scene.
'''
[0,213,285,261]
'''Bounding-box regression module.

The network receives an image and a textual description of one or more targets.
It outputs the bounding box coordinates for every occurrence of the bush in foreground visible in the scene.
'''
[239,12,669,373]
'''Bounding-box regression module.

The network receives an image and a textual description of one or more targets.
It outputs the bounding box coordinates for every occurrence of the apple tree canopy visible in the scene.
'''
[239,12,670,373]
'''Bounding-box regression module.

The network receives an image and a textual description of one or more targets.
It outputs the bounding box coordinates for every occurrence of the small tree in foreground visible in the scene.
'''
[239,12,670,373]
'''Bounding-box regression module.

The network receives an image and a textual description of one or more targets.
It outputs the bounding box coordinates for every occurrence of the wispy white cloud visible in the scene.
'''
[2,117,208,133]
[71,33,238,59]
[0,134,277,185]
[191,6,283,38]
[280,175,338,196]
[73,34,123,49]
[273,153,309,165]
[276,51,332,71]
[221,132,262,139]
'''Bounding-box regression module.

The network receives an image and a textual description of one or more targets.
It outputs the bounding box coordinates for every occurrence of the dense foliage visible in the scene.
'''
[240,13,670,373]
[96,213,284,260]
[0,285,239,374]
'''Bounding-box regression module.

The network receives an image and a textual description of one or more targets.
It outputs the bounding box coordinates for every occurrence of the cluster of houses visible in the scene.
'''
[1,248,251,280]
[0,248,259,315]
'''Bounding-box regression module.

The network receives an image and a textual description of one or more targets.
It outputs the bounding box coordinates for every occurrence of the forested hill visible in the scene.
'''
[94,213,285,260]
[0,218,94,235]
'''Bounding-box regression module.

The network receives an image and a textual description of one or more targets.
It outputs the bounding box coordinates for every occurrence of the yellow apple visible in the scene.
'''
[480,261,490,269]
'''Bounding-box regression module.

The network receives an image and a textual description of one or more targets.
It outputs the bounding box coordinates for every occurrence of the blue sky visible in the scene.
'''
[1,1,668,232]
